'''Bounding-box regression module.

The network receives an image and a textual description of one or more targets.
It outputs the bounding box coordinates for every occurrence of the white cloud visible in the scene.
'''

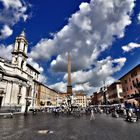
[49,82,67,93]
[30,0,134,73]
[0,0,29,39]
[0,0,29,25]
[49,56,126,94]
[49,81,92,93]
[0,25,13,39]
[122,42,140,52]
[0,44,13,60]
[64,56,126,87]
[137,13,140,22]
[30,0,134,94]
[0,0,22,9]
[73,82,92,93]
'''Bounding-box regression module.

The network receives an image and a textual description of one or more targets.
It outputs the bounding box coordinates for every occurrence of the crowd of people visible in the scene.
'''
[89,102,139,123]
[42,101,139,123]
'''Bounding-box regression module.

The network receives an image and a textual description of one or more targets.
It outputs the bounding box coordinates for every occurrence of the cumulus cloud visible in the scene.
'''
[30,0,134,93]
[0,0,29,25]
[138,13,140,22]
[73,82,92,93]
[0,44,13,60]
[49,81,92,93]
[0,0,29,39]
[50,56,126,93]
[49,82,67,93]
[64,56,126,87]
[30,0,134,73]
[0,25,13,39]
[122,42,140,52]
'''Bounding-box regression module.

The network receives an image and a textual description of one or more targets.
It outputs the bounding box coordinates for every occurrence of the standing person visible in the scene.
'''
[123,108,127,116]
[90,109,95,120]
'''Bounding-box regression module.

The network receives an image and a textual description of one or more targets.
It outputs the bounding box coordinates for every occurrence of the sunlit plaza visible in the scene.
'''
[0,112,140,140]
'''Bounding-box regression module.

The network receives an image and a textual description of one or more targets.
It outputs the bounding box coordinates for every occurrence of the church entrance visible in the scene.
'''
[0,97,3,108]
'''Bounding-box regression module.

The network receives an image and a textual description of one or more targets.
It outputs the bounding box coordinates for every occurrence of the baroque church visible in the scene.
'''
[0,31,40,113]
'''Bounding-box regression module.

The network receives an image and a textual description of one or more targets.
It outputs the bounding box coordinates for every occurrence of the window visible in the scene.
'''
[131,71,137,77]
[19,86,22,94]
[125,80,127,84]
[132,80,135,87]
[136,78,139,84]
[15,57,18,63]
[17,41,20,50]
[21,60,24,69]
[17,96,21,105]
[23,44,26,52]
[27,86,31,97]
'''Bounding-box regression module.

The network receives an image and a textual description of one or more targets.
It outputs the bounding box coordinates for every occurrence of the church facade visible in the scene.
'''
[0,31,40,113]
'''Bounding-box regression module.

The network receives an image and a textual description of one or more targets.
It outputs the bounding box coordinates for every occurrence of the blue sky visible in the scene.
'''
[0,0,140,94]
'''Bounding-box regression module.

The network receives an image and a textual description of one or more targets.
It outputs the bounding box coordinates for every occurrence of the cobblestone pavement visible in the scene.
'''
[0,113,140,140]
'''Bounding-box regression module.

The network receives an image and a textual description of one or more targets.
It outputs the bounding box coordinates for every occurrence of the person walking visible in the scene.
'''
[90,109,95,120]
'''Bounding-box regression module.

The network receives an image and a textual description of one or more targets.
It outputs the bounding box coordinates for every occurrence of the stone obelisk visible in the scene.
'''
[67,52,73,95]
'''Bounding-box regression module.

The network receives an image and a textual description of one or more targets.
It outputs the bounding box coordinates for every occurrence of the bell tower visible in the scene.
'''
[12,31,28,70]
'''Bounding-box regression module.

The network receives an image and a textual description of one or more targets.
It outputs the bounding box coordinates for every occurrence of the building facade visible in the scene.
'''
[107,81,123,103]
[37,83,58,108]
[91,88,107,105]
[119,64,140,98]
[74,93,87,107]
[91,65,140,105]
[57,93,68,106]
[86,96,92,106]
[0,31,40,113]
[91,92,98,105]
